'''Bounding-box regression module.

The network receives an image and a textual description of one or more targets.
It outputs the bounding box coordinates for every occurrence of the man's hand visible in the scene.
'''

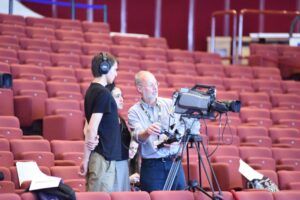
[78,160,89,176]
[146,122,161,136]
[86,135,99,151]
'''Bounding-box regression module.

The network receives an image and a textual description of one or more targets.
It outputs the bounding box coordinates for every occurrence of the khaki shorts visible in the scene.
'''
[86,152,116,192]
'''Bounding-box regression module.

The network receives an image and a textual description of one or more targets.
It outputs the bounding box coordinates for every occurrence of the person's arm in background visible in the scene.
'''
[79,113,102,176]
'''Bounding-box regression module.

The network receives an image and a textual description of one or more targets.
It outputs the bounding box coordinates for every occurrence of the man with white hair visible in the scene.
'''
[128,71,200,192]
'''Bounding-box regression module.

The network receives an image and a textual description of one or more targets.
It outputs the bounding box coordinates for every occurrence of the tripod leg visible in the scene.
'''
[199,141,223,197]
[163,134,191,191]
[194,140,216,191]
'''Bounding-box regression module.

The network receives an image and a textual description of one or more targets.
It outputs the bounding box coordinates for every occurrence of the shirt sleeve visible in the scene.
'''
[127,107,146,144]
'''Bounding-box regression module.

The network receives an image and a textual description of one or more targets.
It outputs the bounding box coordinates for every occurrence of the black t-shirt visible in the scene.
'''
[119,117,131,161]
[84,83,121,161]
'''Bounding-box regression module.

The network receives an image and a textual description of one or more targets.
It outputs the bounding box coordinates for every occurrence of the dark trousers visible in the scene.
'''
[140,157,186,192]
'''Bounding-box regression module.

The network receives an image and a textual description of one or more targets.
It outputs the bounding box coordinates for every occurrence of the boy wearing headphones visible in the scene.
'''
[79,52,121,192]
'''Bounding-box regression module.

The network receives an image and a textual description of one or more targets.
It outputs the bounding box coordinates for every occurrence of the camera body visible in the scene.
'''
[173,84,241,118]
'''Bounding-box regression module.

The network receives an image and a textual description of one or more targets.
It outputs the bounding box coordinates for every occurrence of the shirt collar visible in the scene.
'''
[140,98,159,109]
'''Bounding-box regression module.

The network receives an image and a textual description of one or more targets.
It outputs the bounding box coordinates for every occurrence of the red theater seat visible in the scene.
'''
[51,40,82,55]
[19,38,51,52]
[167,49,194,63]
[0,88,14,116]
[0,35,19,50]
[18,50,51,67]
[0,24,26,38]
[25,17,56,29]
[273,191,300,200]
[84,32,112,45]
[82,21,110,33]
[141,37,168,49]
[50,166,85,192]
[55,30,84,42]
[239,146,275,170]
[81,43,110,55]
[140,47,167,61]
[26,27,55,40]
[54,19,82,31]
[0,13,25,26]
[110,191,150,200]
[43,99,84,141]
[112,35,142,47]
[233,191,274,200]
[150,191,194,200]
[10,64,46,82]
[51,140,84,165]
[140,60,170,74]
[0,48,18,64]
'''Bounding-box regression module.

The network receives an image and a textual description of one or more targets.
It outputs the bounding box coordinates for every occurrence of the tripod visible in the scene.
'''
[163,128,223,200]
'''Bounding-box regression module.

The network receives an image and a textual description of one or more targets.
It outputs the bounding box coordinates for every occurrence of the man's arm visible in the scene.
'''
[128,108,161,143]
[79,113,102,176]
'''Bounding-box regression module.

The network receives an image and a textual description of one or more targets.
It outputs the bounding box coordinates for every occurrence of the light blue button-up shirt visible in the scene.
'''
[128,97,200,159]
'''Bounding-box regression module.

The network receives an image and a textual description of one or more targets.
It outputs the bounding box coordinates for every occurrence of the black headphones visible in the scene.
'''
[99,52,112,75]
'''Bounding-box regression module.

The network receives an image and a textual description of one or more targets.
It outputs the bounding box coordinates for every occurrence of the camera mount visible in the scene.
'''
[163,123,223,200]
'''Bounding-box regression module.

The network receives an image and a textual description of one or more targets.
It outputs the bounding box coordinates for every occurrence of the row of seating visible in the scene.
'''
[1,63,299,94]
[0,138,83,165]
[1,190,298,200]
[0,165,85,193]
[0,138,299,192]
[0,47,222,67]
[199,125,300,148]
[0,35,170,55]
[249,43,300,79]
[0,14,110,33]
[1,78,299,131]
[1,178,300,198]
[1,62,291,85]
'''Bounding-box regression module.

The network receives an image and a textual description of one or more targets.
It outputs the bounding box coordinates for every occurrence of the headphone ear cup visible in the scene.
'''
[99,53,111,74]
[99,60,110,74]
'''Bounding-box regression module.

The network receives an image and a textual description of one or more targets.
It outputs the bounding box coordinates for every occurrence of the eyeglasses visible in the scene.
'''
[141,82,159,89]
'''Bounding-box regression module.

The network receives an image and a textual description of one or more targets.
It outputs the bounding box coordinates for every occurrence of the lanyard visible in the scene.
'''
[140,102,162,124]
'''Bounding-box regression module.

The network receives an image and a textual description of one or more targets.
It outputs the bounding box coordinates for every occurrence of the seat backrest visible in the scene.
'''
[50,166,82,180]
[237,126,268,139]
[0,193,21,200]
[45,99,80,115]
[239,146,272,159]
[10,139,51,157]
[0,116,20,128]
[150,191,194,200]
[0,151,14,167]
[12,79,45,95]
[110,192,150,200]
[273,191,300,200]
[269,127,300,142]
[0,138,10,151]
[194,191,233,200]
[51,140,84,158]
[81,21,110,33]
[240,107,270,122]
[0,13,25,26]
[20,192,37,200]
[233,191,274,200]
[76,192,111,200]
[272,147,300,161]
[278,171,300,190]
[208,145,239,158]
[46,81,81,97]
